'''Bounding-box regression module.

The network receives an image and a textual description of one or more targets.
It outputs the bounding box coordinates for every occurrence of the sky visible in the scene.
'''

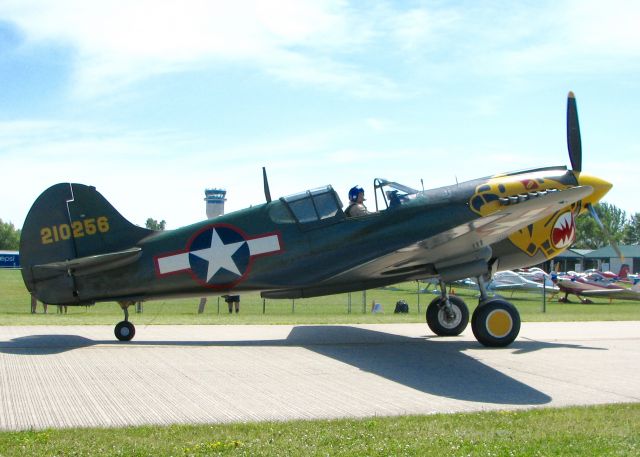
[1,0,639,230]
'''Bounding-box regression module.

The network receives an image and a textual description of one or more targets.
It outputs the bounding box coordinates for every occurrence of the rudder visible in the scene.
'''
[20,183,153,304]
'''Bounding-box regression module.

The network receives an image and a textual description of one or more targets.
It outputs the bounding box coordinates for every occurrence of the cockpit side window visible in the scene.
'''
[288,198,317,223]
[311,189,340,220]
[281,186,343,225]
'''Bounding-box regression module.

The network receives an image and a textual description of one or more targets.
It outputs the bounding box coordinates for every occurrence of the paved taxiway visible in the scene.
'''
[0,321,638,430]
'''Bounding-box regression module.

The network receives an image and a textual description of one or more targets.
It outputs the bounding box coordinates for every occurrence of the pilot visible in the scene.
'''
[345,186,369,217]
[387,190,402,209]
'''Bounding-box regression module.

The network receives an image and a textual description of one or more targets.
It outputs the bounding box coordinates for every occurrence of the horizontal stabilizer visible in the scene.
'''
[33,247,142,277]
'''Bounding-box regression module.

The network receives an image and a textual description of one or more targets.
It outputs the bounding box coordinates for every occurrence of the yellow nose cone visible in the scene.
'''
[577,173,613,208]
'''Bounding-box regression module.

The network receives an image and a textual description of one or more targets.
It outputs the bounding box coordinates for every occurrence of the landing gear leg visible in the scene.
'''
[115,301,136,341]
[426,281,469,336]
[471,275,520,347]
[476,274,490,303]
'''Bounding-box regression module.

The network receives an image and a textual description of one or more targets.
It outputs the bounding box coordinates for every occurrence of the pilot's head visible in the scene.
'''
[349,185,365,203]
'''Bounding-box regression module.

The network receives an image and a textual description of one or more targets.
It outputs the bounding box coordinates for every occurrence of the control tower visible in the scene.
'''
[204,188,227,219]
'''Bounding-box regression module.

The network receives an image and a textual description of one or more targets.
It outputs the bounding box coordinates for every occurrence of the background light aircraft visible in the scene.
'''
[517,267,553,283]
[447,270,558,296]
[552,269,640,303]
[553,276,624,304]
[20,93,613,347]
[488,270,559,296]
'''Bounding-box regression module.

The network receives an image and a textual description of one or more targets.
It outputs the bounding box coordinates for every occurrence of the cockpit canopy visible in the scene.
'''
[272,179,420,228]
[373,178,419,211]
[281,186,343,224]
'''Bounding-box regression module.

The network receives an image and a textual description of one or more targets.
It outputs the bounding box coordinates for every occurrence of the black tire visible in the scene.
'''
[114,321,136,341]
[471,299,520,347]
[426,295,469,336]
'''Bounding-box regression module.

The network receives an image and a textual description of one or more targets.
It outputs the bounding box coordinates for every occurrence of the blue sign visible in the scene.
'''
[0,251,19,268]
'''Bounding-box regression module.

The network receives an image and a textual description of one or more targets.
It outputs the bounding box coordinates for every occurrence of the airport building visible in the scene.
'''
[583,245,640,274]
[204,188,227,219]
[546,245,640,275]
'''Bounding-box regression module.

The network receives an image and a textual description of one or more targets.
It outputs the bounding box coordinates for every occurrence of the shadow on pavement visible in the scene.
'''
[0,325,605,405]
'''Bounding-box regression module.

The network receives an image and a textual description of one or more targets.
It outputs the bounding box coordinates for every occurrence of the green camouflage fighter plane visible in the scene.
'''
[20,93,613,347]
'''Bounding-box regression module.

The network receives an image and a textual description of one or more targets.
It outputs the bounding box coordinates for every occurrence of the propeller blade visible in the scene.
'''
[586,203,624,260]
[567,91,582,172]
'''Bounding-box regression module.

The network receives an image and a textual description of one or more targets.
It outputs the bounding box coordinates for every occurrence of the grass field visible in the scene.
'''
[2,269,640,325]
[0,404,638,456]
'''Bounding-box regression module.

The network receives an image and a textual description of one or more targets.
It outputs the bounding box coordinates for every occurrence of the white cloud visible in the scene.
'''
[1,0,391,99]
[390,6,460,53]
[567,0,640,56]
[474,1,640,77]
[4,1,639,100]
[365,117,393,132]
[3,0,634,121]
[263,49,401,98]
[378,1,640,82]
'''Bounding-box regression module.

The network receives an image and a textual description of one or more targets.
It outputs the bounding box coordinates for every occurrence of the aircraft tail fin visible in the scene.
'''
[20,183,153,304]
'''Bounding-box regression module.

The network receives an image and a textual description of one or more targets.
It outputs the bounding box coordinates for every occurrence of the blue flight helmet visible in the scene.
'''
[349,185,364,202]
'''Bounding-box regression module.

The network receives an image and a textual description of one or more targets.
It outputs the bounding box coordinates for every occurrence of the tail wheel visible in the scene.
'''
[115,321,136,341]
[426,295,469,336]
[471,299,520,347]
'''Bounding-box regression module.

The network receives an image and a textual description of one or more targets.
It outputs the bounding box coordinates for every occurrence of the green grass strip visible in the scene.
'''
[3,269,640,326]
[0,404,638,456]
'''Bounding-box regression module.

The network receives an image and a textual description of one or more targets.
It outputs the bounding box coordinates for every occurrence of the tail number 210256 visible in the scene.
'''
[41,217,110,245]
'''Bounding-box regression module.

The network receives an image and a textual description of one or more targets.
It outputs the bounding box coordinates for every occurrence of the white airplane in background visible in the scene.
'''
[488,270,559,296]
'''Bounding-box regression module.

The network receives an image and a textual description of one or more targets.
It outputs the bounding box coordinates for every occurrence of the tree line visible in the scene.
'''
[574,203,640,248]
[0,219,20,250]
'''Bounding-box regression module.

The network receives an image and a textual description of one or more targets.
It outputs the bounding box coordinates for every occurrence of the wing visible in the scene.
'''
[328,185,592,282]
[263,186,592,299]
[579,288,640,300]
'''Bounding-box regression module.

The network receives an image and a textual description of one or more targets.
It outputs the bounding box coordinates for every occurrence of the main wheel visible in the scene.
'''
[114,321,136,341]
[471,299,520,347]
[426,295,469,336]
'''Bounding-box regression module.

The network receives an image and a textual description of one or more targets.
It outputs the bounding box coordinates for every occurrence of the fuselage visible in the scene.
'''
[20,163,611,306]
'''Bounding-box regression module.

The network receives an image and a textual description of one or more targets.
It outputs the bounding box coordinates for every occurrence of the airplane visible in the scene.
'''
[442,270,558,296]
[556,278,640,304]
[19,92,613,347]
[517,266,553,283]
[552,269,640,303]
[487,270,559,296]
[553,275,624,304]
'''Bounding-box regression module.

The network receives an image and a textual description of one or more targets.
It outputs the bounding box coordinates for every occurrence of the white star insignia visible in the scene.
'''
[190,229,246,281]
[156,225,282,286]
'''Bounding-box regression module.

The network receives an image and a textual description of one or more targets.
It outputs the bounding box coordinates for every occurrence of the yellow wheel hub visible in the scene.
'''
[486,309,513,338]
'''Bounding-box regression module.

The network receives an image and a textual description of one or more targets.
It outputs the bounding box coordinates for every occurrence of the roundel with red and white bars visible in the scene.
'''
[154,224,283,288]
